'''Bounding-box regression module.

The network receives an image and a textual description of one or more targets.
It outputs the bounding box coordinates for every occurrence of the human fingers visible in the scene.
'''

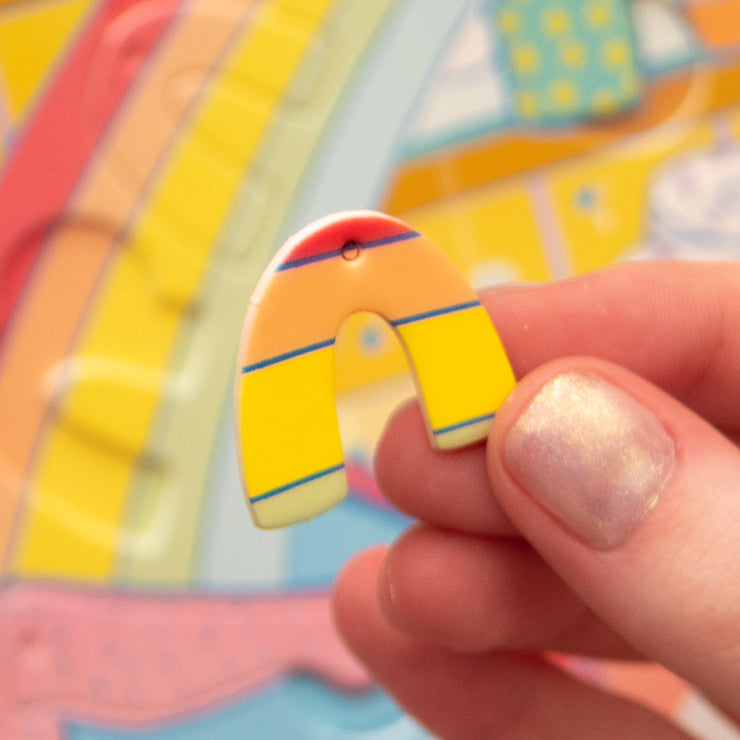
[488,356,740,720]
[333,548,691,740]
[375,261,740,534]
[484,261,740,436]
[377,524,641,659]
[374,401,516,535]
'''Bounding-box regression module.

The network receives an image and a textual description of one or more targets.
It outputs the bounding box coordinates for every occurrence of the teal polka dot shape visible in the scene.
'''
[494,0,643,126]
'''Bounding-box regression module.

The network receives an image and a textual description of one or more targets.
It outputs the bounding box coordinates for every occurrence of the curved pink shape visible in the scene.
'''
[0,584,370,738]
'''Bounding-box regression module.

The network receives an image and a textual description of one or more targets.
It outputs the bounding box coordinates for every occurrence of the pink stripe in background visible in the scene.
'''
[0,0,182,345]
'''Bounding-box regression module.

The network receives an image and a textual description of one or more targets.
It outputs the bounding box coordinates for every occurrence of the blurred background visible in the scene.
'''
[0,0,739,736]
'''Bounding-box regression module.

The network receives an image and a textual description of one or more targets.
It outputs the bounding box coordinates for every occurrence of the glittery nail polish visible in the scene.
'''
[504,372,676,549]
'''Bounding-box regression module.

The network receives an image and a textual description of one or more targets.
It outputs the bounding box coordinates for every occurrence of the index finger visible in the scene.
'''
[487,260,740,435]
[375,261,740,533]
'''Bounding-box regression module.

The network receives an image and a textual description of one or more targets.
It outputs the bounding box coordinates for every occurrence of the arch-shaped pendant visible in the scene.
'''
[235,211,515,528]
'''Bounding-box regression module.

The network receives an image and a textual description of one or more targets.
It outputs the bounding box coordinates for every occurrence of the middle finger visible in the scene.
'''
[377,524,643,660]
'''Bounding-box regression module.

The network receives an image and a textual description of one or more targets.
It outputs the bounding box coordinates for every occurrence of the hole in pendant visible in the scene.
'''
[341,241,361,261]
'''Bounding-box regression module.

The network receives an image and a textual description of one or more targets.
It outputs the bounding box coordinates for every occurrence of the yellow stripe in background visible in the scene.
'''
[400,180,553,286]
[0,0,94,122]
[549,122,715,274]
[119,0,396,583]
[16,0,335,579]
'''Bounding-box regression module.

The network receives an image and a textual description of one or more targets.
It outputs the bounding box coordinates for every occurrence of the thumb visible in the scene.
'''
[487,357,740,719]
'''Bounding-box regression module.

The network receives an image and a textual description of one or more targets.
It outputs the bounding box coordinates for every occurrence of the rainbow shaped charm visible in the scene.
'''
[235,211,515,528]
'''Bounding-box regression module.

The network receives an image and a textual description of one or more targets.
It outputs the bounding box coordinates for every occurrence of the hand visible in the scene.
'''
[332,262,740,739]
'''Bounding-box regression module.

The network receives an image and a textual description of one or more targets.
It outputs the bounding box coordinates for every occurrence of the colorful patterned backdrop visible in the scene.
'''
[1,0,739,737]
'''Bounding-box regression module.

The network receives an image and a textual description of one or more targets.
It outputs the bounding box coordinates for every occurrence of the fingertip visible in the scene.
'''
[377,525,516,653]
[375,399,516,535]
[373,400,425,510]
[375,526,445,645]
[332,546,388,648]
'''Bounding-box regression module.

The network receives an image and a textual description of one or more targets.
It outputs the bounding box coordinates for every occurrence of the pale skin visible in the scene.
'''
[332,262,740,739]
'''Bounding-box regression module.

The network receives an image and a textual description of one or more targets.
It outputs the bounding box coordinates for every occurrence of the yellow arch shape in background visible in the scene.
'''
[235,211,515,528]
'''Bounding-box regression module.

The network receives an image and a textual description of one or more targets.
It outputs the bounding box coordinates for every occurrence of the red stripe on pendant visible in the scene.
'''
[278,211,418,268]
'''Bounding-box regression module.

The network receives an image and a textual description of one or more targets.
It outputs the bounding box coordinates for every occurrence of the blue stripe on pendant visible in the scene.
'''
[433,412,495,437]
[242,338,335,374]
[241,299,480,374]
[250,463,345,503]
[391,299,481,327]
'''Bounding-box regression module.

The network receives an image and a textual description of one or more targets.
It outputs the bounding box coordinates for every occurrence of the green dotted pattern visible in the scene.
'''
[495,0,643,125]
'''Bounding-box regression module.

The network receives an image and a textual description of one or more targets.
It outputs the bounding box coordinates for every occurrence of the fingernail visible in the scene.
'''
[504,372,676,549]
